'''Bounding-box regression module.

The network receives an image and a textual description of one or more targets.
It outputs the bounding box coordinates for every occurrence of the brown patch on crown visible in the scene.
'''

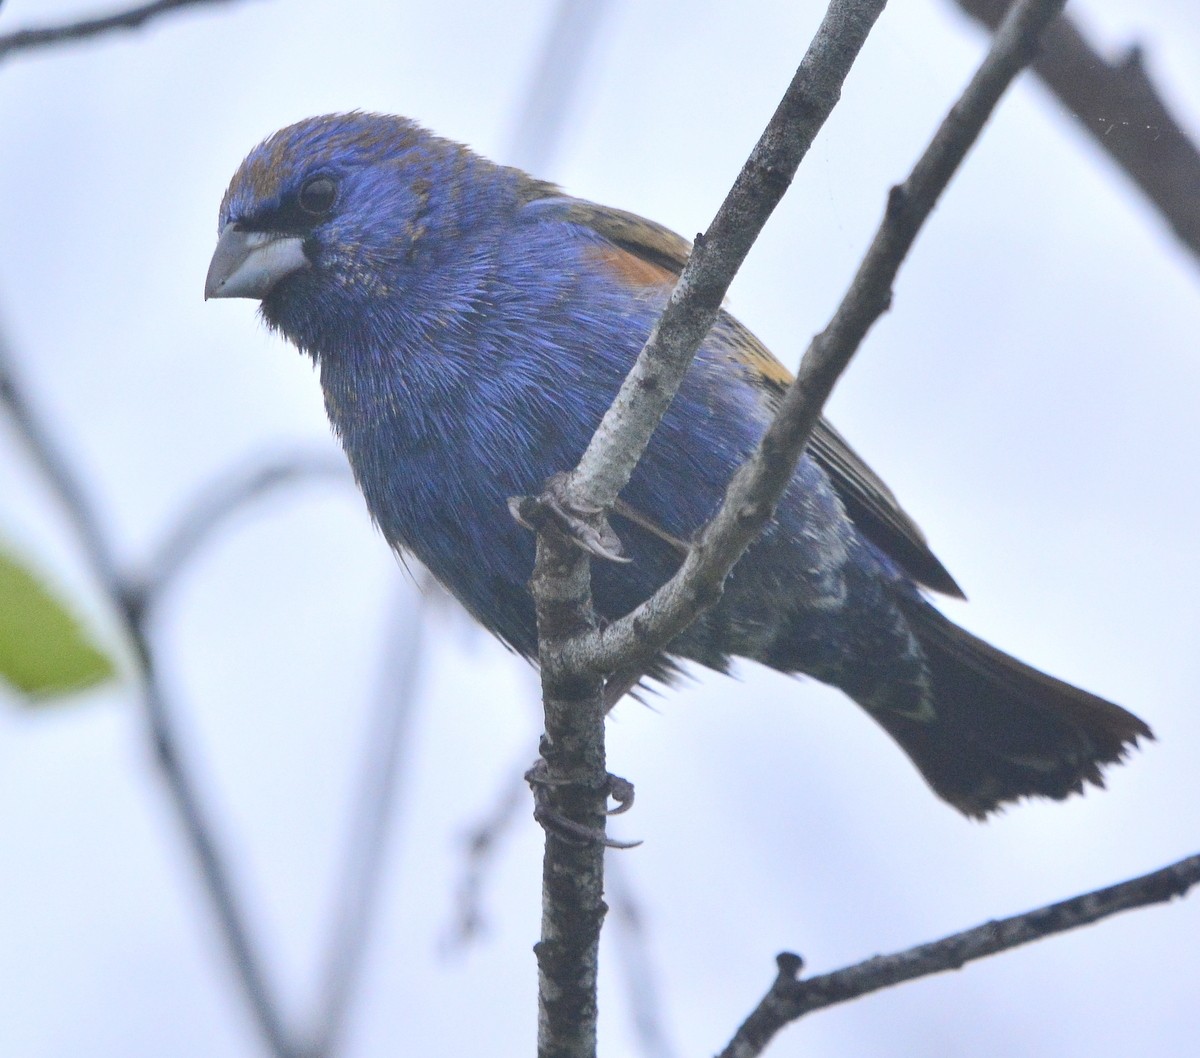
[221,113,434,219]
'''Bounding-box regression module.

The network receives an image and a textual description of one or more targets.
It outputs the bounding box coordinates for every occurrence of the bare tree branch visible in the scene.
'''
[442,752,531,950]
[526,1,1086,1052]
[554,0,890,523]
[0,0,251,62]
[0,325,298,1058]
[718,852,1200,1058]
[0,353,124,599]
[528,526,611,1058]
[557,0,1068,684]
[952,0,1200,264]
[525,4,892,1057]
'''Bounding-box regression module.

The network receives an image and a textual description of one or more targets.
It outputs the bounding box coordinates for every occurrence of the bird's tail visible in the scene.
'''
[867,601,1153,818]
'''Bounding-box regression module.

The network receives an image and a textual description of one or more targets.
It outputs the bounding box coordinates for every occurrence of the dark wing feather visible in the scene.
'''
[806,419,965,598]
[552,195,965,598]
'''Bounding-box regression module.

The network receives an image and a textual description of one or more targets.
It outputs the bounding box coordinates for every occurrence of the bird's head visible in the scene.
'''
[205,113,525,348]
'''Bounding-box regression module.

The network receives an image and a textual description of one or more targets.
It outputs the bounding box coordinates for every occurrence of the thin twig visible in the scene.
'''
[442,754,532,951]
[559,0,891,520]
[718,852,1200,1058]
[0,325,297,1058]
[0,351,123,598]
[561,0,1067,681]
[952,0,1200,264]
[0,0,250,62]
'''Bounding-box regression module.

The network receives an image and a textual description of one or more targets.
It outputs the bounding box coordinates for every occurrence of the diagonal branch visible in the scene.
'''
[558,0,890,522]
[718,852,1200,1058]
[951,0,1200,264]
[0,0,251,63]
[504,0,614,175]
[558,0,1069,683]
[526,5,892,1058]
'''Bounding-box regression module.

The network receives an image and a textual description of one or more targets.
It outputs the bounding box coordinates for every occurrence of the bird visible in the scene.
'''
[205,112,1151,818]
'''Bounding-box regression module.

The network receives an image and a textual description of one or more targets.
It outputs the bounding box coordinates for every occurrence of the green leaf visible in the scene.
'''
[0,546,117,701]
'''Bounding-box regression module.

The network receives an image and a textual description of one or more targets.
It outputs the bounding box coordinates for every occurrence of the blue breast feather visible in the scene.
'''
[301,190,914,687]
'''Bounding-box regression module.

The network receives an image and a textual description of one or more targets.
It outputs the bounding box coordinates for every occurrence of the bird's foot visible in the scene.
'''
[508,473,630,563]
[524,759,641,848]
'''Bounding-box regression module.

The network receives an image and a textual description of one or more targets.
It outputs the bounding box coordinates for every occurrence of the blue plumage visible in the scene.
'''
[206,113,1150,816]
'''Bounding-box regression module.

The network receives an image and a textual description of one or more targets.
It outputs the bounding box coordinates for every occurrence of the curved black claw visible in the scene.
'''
[508,473,630,563]
[606,773,635,815]
[524,760,642,849]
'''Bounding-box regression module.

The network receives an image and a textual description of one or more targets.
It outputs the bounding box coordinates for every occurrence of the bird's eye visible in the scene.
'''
[298,176,337,217]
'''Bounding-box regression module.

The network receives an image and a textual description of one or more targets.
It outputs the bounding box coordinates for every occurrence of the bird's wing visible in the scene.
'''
[541,196,965,598]
[803,417,964,597]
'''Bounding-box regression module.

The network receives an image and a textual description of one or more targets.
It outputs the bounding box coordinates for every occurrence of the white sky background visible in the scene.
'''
[0,0,1198,1055]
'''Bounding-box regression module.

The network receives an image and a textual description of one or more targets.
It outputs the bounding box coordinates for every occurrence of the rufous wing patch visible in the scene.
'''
[732,329,795,393]
[586,244,678,288]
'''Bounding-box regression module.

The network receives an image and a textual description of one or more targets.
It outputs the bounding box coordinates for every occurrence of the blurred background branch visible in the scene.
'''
[133,451,349,614]
[0,322,297,1057]
[309,577,430,1057]
[951,0,1200,263]
[505,0,613,175]
[0,0,249,62]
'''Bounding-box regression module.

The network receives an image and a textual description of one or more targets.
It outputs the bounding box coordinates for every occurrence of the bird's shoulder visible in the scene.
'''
[512,190,963,597]
[516,192,690,282]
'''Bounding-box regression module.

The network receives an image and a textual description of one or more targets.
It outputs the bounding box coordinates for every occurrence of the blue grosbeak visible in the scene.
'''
[205,113,1150,817]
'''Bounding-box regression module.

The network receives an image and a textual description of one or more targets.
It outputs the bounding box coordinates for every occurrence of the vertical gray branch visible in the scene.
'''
[525,4,894,1056]
[529,530,610,1058]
